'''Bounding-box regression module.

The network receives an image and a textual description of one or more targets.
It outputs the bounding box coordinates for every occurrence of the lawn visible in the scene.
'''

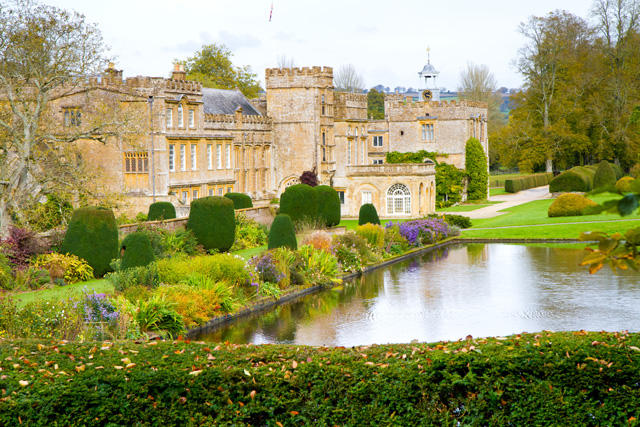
[461,192,640,239]
[12,279,113,306]
[438,201,502,213]
[489,188,507,196]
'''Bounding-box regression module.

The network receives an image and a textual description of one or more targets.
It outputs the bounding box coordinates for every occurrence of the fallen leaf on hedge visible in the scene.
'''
[207,354,215,360]
[161,355,168,359]
[630,346,640,352]
[250,390,256,399]
[290,411,299,416]
[238,401,244,407]
[276,422,283,427]
[174,350,184,355]
[365,362,375,366]
[292,361,298,369]
[214,345,221,351]
[95,366,104,370]
[18,380,28,387]
[244,369,251,376]
[189,370,202,376]
[125,363,136,369]
[179,396,187,404]
[75,365,85,372]
[37,344,46,351]
[121,358,131,365]
[147,342,157,346]
[114,366,124,370]
[12,364,19,369]
[203,347,211,352]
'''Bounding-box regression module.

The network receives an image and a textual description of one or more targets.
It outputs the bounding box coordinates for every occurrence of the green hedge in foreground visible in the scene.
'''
[2,331,640,425]
[505,172,553,193]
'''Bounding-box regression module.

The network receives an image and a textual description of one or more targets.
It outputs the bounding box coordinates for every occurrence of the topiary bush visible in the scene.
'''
[548,193,598,217]
[465,137,488,200]
[120,232,156,271]
[358,203,380,226]
[315,185,341,227]
[549,169,591,193]
[631,164,640,178]
[611,163,624,180]
[147,202,176,222]
[61,207,118,277]
[279,184,318,225]
[615,176,636,193]
[268,214,297,250]
[224,193,253,210]
[593,160,617,190]
[186,196,235,252]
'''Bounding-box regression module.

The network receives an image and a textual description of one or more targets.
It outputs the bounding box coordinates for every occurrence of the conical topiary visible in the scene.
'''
[358,203,380,226]
[120,232,155,271]
[268,214,297,250]
[593,160,617,190]
[279,183,318,225]
[186,196,235,252]
[224,192,253,210]
[315,185,341,227]
[147,202,176,222]
[61,206,118,277]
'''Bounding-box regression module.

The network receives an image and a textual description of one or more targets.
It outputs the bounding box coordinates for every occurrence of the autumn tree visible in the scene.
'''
[334,64,364,93]
[179,44,262,99]
[0,0,139,235]
[500,10,595,172]
[367,88,385,120]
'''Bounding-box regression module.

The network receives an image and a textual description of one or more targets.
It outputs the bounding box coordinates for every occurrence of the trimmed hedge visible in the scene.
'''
[616,176,636,193]
[548,193,598,217]
[279,184,318,225]
[358,203,380,225]
[224,193,253,210]
[505,172,553,193]
[428,213,472,229]
[612,163,624,180]
[593,160,617,190]
[268,214,297,250]
[549,168,592,193]
[465,137,488,200]
[61,207,118,277]
[147,202,176,222]
[186,196,235,252]
[119,232,155,271]
[3,332,640,425]
[315,185,341,227]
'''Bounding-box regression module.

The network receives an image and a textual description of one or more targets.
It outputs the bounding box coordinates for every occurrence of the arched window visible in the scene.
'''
[386,183,411,215]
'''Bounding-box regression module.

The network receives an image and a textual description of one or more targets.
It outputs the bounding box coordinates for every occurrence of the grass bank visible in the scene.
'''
[10,279,113,307]
[2,331,639,425]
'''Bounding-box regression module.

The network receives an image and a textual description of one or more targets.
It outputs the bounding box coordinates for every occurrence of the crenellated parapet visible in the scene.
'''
[265,66,333,78]
[165,79,202,94]
[265,66,334,89]
[384,97,489,121]
[334,91,367,120]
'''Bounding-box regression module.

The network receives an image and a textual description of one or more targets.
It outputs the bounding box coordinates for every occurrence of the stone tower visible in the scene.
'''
[265,67,335,193]
[418,50,440,102]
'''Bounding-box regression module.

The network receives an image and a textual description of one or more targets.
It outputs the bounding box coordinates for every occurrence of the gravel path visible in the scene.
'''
[462,186,553,219]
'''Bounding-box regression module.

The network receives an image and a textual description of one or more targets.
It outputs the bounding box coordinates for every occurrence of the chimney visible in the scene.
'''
[172,64,186,81]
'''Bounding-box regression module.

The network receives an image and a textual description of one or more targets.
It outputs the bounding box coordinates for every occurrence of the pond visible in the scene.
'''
[195,243,640,346]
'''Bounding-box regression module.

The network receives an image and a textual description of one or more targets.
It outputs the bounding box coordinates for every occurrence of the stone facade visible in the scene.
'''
[59,62,487,218]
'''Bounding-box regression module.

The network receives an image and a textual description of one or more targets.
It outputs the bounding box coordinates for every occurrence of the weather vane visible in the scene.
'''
[426,46,430,63]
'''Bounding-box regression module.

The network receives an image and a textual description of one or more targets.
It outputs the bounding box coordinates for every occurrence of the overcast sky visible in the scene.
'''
[45,0,593,91]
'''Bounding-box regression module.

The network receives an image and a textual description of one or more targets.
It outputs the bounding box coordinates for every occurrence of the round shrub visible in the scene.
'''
[61,206,118,277]
[549,169,591,193]
[147,202,176,222]
[186,196,235,252]
[224,193,253,210]
[615,176,636,193]
[631,164,640,178]
[465,137,488,200]
[358,203,380,226]
[548,193,598,217]
[593,160,617,190]
[315,185,341,227]
[611,163,624,180]
[120,232,155,271]
[279,184,318,225]
[268,214,297,250]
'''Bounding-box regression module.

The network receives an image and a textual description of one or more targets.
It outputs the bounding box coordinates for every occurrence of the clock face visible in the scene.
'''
[422,89,433,101]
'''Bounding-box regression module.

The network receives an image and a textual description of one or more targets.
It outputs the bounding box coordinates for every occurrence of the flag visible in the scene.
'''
[269,1,273,22]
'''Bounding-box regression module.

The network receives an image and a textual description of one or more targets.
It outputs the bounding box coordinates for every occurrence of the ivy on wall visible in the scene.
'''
[386,150,464,208]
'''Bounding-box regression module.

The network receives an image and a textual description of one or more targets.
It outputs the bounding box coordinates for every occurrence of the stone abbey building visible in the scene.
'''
[66,60,488,218]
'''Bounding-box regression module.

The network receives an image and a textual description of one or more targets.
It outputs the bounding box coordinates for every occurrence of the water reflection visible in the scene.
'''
[196,244,640,346]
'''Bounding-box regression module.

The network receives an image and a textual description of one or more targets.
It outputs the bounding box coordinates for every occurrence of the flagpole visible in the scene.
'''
[270,1,276,66]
